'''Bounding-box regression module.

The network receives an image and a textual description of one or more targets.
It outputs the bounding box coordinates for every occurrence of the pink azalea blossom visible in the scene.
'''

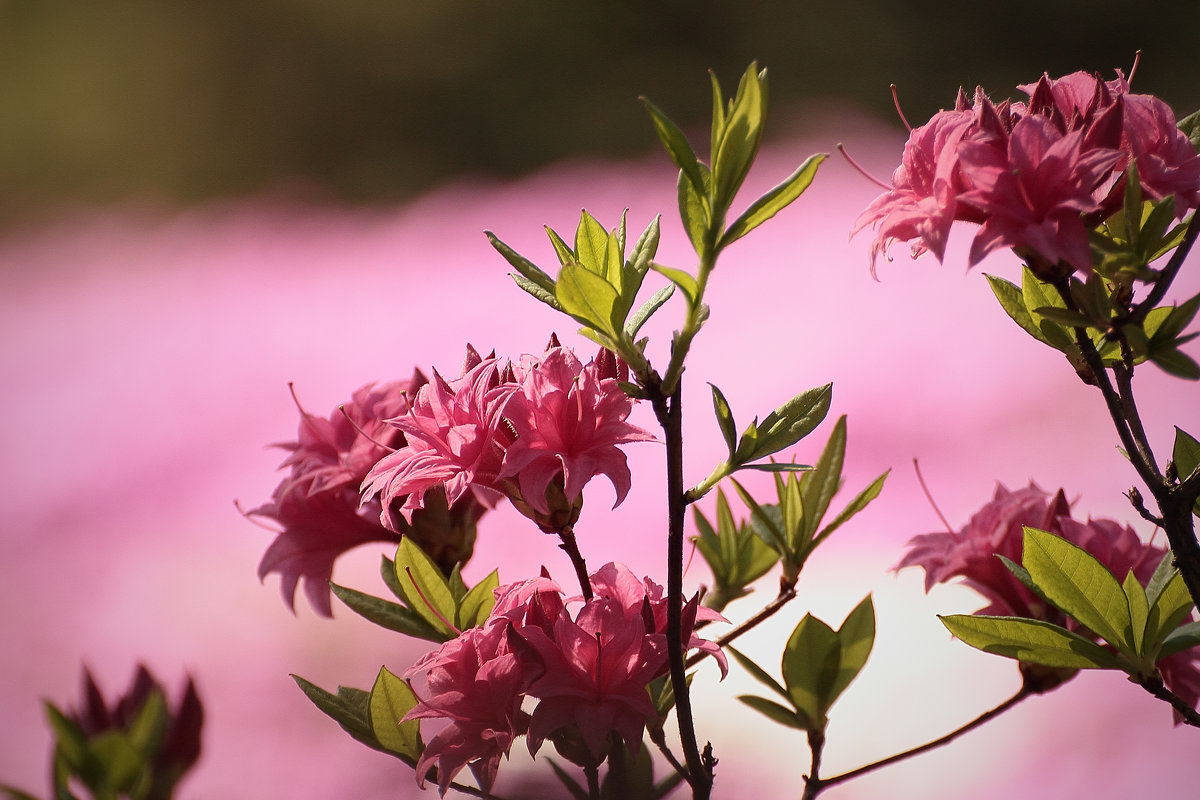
[403,619,538,795]
[500,347,655,516]
[250,377,421,615]
[898,481,1200,720]
[362,351,518,528]
[854,66,1200,276]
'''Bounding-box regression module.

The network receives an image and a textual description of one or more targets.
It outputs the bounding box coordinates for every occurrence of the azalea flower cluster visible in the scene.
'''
[404,563,726,794]
[854,67,1200,277]
[898,482,1200,714]
[251,341,653,615]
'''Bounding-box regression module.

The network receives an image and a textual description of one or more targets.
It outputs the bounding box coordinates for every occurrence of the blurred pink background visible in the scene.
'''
[2,116,1198,798]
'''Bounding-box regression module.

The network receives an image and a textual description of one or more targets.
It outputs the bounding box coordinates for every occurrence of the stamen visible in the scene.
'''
[233,499,282,532]
[286,382,313,419]
[913,458,955,534]
[890,84,913,131]
[837,143,893,190]
[338,405,398,452]
[1128,50,1141,87]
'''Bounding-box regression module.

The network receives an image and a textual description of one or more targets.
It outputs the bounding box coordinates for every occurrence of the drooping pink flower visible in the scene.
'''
[958,114,1122,273]
[851,107,976,276]
[499,346,655,517]
[362,352,519,528]
[898,481,1199,720]
[404,619,539,795]
[250,376,422,615]
[1122,94,1200,216]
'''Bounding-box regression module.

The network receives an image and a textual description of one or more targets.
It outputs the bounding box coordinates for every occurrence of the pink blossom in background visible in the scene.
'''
[1,110,1198,799]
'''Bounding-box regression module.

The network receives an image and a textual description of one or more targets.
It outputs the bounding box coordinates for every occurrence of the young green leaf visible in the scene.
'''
[720,153,826,248]
[291,676,396,757]
[394,538,459,638]
[711,63,766,219]
[781,613,840,729]
[733,383,833,467]
[1021,527,1132,652]
[737,695,810,731]
[330,583,447,642]
[485,231,557,294]
[457,569,500,629]
[1123,570,1150,656]
[799,415,846,546]
[640,98,704,194]
[1160,621,1200,658]
[556,263,621,337]
[811,469,888,549]
[727,645,789,703]
[827,596,875,704]
[710,383,738,457]
[939,615,1122,669]
[368,667,422,762]
[677,169,711,257]
[650,263,700,307]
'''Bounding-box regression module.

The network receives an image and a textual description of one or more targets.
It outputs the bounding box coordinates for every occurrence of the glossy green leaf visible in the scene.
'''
[394,538,458,638]
[457,569,499,629]
[545,225,574,266]
[940,615,1122,669]
[556,262,620,336]
[727,645,789,702]
[628,215,661,276]
[1022,527,1131,651]
[677,169,710,256]
[739,462,814,473]
[781,613,840,728]
[737,695,810,731]
[331,583,446,641]
[641,98,704,194]
[510,272,564,310]
[729,478,787,554]
[710,383,737,457]
[734,383,832,466]
[292,676,395,757]
[1123,570,1150,655]
[800,415,846,546]
[712,63,766,217]
[651,263,699,307]
[574,210,618,281]
[1145,570,1195,655]
[369,667,422,761]
[813,469,888,549]
[721,153,825,248]
[485,231,556,294]
[1160,620,1200,658]
[828,596,875,704]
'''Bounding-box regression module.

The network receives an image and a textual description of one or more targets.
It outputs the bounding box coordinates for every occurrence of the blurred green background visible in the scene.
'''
[3,0,1199,225]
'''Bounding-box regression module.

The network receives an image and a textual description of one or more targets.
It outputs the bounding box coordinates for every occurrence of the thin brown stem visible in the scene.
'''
[1132,673,1200,727]
[805,687,1032,796]
[557,525,593,601]
[686,583,797,669]
[1127,212,1200,326]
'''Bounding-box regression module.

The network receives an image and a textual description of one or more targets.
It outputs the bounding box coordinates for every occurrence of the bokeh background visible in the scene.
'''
[3,3,1200,798]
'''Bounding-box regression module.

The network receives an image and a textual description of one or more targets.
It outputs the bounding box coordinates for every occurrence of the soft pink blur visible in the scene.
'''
[2,112,1198,798]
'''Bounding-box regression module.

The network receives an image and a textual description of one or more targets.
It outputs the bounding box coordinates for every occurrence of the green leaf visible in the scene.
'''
[457,569,500,629]
[812,470,888,549]
[510,272,564,311]
[1149,347,1200,380]
[734,383,833,467]
[739,462,814,473]
[547,759,591,800]
[43,704,88,770]
[709,383,737,457]
[574,210,617,279]
[641,98,704,194]
[1021,527,1132,651]
[940,614,1122,669]
[381,554,406,600]
[712,63,766,218]
[729,478,787,554]
[485,231,557,295]
[828,596,875,704]
[651,263,700,307]
[394,538,458,638]
[555,263,620,337]
[727,645,789,702]
[1032,306,1094,329]
[87,732,142,791]
[1178,107,1200,151]
[1160,620,1200,658]
[781,613,840,729]
[292,676,396,757]
[625,284,673,339]
[124,687,167,756]
[677,169,711,256]
[737,695,810,731]
[1123,570,1150,656]
[628,216,661,277]
[800,415,847,547]
[368,667,422,761]
[331,583,446,641]
[1145,570,1195,656]
[0,784,43,800]
[545,225,574,266]
[721,153,825,248]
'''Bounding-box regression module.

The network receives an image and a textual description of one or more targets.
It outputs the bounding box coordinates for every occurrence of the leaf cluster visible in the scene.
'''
[698,416,887,587]
[331,537,498,643]
[988,266,1200,379]
[942,528,1199,676]
[292,669,424,767]
[733,596,875,734]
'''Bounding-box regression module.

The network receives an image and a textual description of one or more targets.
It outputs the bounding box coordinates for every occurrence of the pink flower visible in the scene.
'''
[851,107,976,276]
[404,620,538,795]
[499,347,655,517]
[1122,94,1200,216]
[250,377,421,615]
[898,481,1199,720]
[958,114,1122,273]
[362,351,519,528]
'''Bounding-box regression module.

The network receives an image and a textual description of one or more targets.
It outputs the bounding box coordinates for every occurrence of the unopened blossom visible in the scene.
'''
[500,346,655,517]
[251,376,421,615]
[898,481,1200,719]
[362,351,518,528]
[404,620,539,795]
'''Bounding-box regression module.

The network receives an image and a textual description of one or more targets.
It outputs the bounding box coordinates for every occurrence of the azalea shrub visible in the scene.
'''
[231,61,1200,800]
[16,59,1195,800]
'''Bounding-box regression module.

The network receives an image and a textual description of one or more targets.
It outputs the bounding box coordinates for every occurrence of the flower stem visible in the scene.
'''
[557,525,593,601]
[803,687,1032,797]
[1133,673,1200,727]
